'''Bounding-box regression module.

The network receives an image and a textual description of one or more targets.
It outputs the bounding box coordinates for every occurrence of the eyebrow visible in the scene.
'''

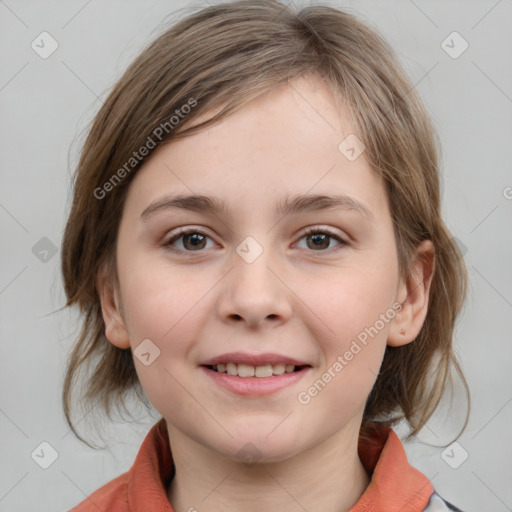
[140,193,374,221]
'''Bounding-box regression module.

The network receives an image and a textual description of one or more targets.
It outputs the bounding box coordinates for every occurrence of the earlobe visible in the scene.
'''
[387,240,435,347]
[96,264,131,349]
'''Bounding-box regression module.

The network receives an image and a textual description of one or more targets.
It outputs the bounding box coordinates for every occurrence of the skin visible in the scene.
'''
[97,73,434,512]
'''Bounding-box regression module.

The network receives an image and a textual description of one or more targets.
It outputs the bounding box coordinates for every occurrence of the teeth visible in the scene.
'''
[272,364,286,375]
[237,364,255,377]
[255,364,272,377]
[212,362,301,377]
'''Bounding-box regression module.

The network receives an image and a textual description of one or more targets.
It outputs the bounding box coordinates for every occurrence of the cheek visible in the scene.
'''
[295,256,399,348]
[290,249,398,405]
[293,278,393,437]
[117,262,210,418]
[118,249,209,342]
[304,280,391,389]
[114,252,204,382]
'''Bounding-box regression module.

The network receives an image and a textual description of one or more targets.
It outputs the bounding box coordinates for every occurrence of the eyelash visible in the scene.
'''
[163,226,349,255]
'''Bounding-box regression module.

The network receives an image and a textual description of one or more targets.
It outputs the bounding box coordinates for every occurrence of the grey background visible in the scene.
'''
[1,0,511,510]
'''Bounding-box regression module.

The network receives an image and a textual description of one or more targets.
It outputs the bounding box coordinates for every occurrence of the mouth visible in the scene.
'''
[203,363,310,378]
[200,360,312,396]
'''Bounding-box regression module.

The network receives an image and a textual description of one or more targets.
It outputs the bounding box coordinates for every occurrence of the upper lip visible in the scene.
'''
[200,352,311,367]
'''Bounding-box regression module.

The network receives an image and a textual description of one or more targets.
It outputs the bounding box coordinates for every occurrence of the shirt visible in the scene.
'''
[69,418,463,511]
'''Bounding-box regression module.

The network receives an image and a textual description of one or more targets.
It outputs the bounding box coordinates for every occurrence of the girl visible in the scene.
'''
[61,1,469,510]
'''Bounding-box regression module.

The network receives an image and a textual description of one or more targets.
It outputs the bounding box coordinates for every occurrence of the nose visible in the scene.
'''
[217,247,293,329]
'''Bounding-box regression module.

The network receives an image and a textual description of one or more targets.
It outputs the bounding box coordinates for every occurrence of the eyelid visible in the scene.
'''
[163,226,219,252]
[300,225,349,244]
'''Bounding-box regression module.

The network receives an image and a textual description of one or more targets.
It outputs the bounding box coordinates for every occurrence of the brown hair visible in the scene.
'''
[61,0,469,447]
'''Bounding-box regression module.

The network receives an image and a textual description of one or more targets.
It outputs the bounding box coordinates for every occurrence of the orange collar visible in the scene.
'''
[122,419,433,511]
[351,424,433,510]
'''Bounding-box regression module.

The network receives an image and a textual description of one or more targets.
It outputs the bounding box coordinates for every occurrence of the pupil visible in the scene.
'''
[185,233,205,250]
[308,233,328,250]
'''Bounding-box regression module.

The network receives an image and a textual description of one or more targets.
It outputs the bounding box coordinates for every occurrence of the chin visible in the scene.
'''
[223,429,305,465]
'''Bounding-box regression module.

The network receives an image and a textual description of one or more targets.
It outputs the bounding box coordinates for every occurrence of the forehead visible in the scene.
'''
[123,74,389,220]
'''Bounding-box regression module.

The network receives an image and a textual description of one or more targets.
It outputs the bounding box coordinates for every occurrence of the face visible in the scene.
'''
[102,73,416,462]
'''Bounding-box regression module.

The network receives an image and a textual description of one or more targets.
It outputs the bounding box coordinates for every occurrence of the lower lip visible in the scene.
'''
[200,366,311,396]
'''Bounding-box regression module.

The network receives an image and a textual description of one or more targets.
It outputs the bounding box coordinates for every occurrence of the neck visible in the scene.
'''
[166,420,370,512]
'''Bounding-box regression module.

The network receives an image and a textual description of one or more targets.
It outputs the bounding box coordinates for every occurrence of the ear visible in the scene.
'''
[387,239,435,347]
[96,263,131,349]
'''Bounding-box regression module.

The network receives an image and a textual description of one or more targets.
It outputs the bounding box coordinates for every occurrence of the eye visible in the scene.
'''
[164,226,348,254]
[295,226,348,252]
[164,228,216,253]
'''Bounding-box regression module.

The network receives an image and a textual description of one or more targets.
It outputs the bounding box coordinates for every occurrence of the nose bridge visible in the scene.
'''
[233,234,279,298]
[235,240,274,288]
[219,234,291,326]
